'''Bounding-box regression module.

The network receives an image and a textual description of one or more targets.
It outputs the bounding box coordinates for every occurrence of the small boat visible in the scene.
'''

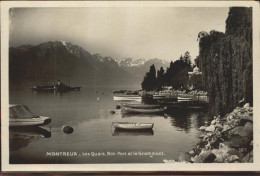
[113,95,142,102]
[153,94,166,100]
[9,104,51,127]
[112,122,154,130]
[121,102,162,109]
[177,97,193,102]
[122,107,164,114]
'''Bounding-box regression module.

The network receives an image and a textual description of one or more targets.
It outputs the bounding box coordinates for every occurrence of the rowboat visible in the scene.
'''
[112,122,154,130]
[9,104,51,127]
[121,102,162,109]
[153,94,166,100]
[113,95,142,102]
[122,107,164,114]
[177,97,193,102]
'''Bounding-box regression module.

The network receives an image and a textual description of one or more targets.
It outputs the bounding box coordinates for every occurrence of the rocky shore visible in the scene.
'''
[164,103,253,163]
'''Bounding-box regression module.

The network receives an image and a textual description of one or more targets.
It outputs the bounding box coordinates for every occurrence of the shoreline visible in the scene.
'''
[164,103,253,163]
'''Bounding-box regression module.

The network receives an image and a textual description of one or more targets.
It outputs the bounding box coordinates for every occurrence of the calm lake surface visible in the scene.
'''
[9,86,211,164]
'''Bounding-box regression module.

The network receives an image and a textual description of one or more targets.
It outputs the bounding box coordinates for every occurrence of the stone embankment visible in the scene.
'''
[164,103,253,163]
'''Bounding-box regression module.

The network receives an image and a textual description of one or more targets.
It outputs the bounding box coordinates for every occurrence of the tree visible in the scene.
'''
[164,54,192,89]
[156,67,164,90]
[141,64,157,91]
[183,51,192,65]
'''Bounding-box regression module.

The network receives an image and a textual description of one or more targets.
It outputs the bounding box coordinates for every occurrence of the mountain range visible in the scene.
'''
[9,41,169,87]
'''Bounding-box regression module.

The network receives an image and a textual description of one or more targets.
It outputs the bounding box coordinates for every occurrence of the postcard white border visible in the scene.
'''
[1,1,260,172]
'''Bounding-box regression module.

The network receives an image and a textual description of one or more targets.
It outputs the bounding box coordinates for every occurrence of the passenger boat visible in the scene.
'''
[122,107,164,114]
[112,122,154,130]
[9,104,51,127]
[121,102,162,109]
[31,85,81,91]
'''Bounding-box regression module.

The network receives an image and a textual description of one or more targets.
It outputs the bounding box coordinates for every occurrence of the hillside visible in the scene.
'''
[9,41,136,87]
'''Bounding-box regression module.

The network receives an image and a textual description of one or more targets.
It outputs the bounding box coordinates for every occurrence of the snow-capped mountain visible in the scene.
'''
[118,58,170,83]
[118,58,146,67]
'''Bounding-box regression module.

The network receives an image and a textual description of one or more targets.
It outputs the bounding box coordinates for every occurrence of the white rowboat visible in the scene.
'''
[112,122,154,130]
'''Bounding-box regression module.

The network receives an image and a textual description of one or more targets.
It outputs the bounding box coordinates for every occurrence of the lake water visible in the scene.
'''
[9,87,211,164]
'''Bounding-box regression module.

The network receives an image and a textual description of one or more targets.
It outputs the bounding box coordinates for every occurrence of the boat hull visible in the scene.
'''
[9,116,51,127]
[114,95,141,102]
[113,122,154,130]
[122,103,162,109]
[122,107,164,114]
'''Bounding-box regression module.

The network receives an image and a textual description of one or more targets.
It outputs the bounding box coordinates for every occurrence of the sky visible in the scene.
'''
[9,7,229,62]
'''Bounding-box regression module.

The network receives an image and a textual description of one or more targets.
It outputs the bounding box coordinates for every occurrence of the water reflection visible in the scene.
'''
[112,129,154,136]
[166,111,210,132]
[9,127,51,151]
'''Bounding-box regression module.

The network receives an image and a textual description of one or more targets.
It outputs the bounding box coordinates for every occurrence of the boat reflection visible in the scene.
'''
[112,129,154,136]
[9,126,51,151]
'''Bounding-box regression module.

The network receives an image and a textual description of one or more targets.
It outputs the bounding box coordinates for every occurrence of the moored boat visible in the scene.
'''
[177,96,193,102]
[121,102,162,109]
[112,122,154,130]
[113,95,142,102]
[9,104,51,127]
[152,94,166,100]
[31,85,81,91]
[122,106,164,114]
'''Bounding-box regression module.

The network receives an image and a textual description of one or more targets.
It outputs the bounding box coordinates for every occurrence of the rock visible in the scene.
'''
[242,150,253,163]
[199,126,206,131]
[227,114,235,121]
[219,143,230,151]
[188,150,195,156]
[211,119,216,125]
[194,148,202,156]
[211,148,229,161]
[62,126,74,134]
[229,122,253,138]
[194,151,216,163]
[215,122,223,130]
[222,124,232,132]
[224,135,251,149]
[110,110,116,114]
[178,152,192,162]
[243,103,250,108]
[225,155,240,163]
[205,125,215,132]
[198,140,208,148]
[214,157,224,163]
[240,114,253,123]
